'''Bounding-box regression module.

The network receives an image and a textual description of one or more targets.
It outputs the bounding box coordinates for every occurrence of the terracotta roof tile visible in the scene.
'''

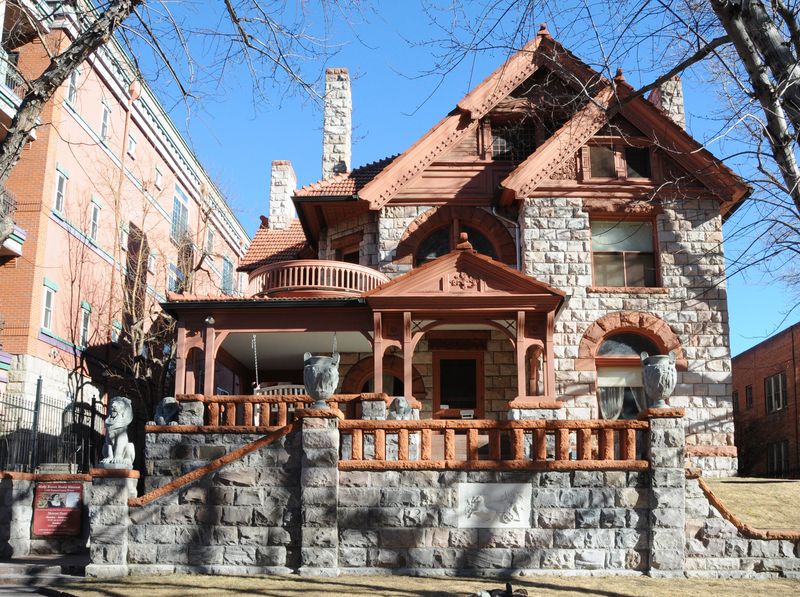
[294,155,399,197]
[238,219,308,272]
[164,292,357,303]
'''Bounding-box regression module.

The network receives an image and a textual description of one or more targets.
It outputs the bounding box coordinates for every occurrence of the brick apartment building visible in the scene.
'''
[732,323,800,477]
[0,4,249,417]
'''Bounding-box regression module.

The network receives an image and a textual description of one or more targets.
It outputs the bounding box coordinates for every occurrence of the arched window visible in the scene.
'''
[414,224,498,265]
[596,332,658,420]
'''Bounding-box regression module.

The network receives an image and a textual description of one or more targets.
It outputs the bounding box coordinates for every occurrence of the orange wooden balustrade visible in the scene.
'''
[175,393,386,427]
[338,419,650,471]
[249,259,390,297]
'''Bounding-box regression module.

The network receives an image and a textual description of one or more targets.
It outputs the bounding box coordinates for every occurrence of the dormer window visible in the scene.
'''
[585,143,652,180]
[491,121,536,162]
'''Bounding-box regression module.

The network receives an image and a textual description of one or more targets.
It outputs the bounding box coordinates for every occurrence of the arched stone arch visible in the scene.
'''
[576,311,687,370]
[394,205,516,265]
[341,355,426,399]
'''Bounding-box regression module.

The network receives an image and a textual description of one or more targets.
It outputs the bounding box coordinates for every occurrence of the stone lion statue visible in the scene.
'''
[100,396,135,468]
[387,396,413,420]
[152,396,181,425]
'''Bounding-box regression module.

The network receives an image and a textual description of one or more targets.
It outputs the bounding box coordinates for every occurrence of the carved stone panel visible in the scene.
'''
[456,482,532,528]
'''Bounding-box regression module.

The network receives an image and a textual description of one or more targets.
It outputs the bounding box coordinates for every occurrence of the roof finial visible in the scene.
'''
[614,68,625,83]
[538,23,550,37]
[456,231,473,251]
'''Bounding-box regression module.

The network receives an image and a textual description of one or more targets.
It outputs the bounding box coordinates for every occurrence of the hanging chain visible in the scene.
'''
[252,333,259,389]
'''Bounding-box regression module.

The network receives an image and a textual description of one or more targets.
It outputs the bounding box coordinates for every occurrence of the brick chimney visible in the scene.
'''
[268,160,296,230]
[648,76,686,130]
[322,67,351,179]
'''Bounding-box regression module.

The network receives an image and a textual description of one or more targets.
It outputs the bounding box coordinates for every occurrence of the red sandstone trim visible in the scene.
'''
[507,398,563,409]
[686,445,738,457]
[587,287,670,294]
[145,425,283,434]
[338,419,649,430]
[129,423,297,508]
[638,407,685,419]
[339,459,649,471]
[0,472,91,481]
[90,468,140,479]
[694,476,800,541]
[176,393,372,404]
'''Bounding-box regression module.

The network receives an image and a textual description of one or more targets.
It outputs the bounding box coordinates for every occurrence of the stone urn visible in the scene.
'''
[640,351,677,409]
[303,351,340,409]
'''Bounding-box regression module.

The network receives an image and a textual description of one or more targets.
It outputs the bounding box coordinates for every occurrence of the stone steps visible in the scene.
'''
[0,555,86,588]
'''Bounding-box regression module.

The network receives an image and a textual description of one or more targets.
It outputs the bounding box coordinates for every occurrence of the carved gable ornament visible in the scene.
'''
[366,247,565,312]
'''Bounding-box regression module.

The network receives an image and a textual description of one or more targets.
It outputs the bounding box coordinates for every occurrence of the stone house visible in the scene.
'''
[165,26,747,477]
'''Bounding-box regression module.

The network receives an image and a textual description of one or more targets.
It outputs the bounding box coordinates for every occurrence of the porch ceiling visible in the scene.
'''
[221,331,371,369]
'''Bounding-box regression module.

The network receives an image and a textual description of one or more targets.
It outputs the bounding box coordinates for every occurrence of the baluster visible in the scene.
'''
[375,429,386,460]
[577,428,592,460]
[467,428,479,461]
[489,430,501,460]
[208,403,219,426]
[277,403,287,426]
[534,429,547,460]
[398,429,409,461]
[599,429,614,460]
[555,428,569,461]
[224,402,236,426]
[512,428,524,460]
[421,429,432,460]
[620,428,636,460]
[444,429,455,461]
[352,429,363,460]
[243,403,253,426]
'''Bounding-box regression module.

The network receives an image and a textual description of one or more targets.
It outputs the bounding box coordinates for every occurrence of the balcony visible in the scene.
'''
[250,259,390,298]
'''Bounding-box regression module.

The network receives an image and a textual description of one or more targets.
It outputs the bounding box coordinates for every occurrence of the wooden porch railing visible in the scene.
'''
[249,259,390,297]
[176,393,382,427]
[338,419,650,471]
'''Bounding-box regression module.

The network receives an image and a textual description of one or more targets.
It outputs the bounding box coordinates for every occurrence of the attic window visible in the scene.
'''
[491,122,536,162]
[625,147,651,178]
[586,144,652,180]
[590,145,616,177]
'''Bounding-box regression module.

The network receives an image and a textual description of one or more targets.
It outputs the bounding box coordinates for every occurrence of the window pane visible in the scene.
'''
[462,226,497,259]
[625,147,651,178]
[593,253,624,286]
[491,122,536,161]
[625,253,657,287]
[591,221,653,252]
[416,227,450,263]
[590,145,616,177]
[598,333,659,357]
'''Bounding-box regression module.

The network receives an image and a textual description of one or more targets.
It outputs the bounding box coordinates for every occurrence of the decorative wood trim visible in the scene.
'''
[339,460,649,471]
[338,419,649,430]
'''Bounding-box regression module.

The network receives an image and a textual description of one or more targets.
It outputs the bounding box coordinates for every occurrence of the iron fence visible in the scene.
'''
[0,378,106,473]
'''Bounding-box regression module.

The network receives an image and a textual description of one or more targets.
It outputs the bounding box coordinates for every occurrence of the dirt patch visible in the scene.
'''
[705,477,800,530]
[60,574,800,597]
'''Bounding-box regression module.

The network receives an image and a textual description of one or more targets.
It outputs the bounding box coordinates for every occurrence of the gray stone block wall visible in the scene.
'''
[519,197,735,475]
[0,478,33,558]
[337,469,650,575]
[684,478,800,578]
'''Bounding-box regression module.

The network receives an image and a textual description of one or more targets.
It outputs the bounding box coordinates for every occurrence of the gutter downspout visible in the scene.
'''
[492,206,521,271]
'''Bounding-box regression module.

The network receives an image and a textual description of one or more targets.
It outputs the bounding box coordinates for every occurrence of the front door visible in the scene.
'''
[433,351,484,418]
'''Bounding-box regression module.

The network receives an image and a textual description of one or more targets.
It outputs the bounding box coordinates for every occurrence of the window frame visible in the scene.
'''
[745,384,753,409]
[170,185,190,242]
[41,285,55,331]
[100,102,111,141]
[88,200,101,243]
[765,371,788,413]
[582,140,654,182]
[66,69,79,105]
[54,169,68,213]
[767,440,789,476]
[154,167,163,190]
[167,263,185,293]
[594,331,657,420]
[148,252,157,274]
[79,303,91,348]
[732,390,739,414]
[126,133,137,159]
[589,216,660,288]
[221,257,234,295]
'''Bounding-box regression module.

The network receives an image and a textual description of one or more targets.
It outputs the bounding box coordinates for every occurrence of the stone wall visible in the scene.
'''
[318,212,378,267]
[6,354,101,406]
[518,197,735,476]
[337,469,650,575]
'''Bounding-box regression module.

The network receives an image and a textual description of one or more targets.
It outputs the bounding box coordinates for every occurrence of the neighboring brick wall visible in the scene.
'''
[519,197,735,476]
[337,469,650,574]
[731,324,800,477]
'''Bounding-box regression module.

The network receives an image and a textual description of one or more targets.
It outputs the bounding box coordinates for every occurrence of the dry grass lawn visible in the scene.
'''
[705,476,800,529]
[58,574,800,597]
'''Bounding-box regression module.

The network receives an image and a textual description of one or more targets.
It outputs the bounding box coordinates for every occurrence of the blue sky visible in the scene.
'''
[143,1,798,357]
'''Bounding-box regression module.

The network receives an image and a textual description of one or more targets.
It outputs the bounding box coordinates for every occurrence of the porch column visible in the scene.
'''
[516,311,526,398]
[373,312,383,394]
[403,311,413,401]
[203,318,216,396]
[174,322,187,395]
[545,311,556,396]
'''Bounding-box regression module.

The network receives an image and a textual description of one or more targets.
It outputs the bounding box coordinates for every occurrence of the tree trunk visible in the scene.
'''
[0,0,143,185]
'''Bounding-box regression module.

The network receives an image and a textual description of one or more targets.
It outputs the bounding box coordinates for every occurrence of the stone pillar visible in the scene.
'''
[0,475,33,558]
[86,469,139,578]
[268,160,296,230]
[644,408,685,577]
[298,409,341,576]
[322,68,351,179]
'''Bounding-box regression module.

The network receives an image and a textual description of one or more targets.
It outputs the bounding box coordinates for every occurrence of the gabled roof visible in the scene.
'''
[238,219,309,272]
[295,155,399,198]
[366,237,565,312]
